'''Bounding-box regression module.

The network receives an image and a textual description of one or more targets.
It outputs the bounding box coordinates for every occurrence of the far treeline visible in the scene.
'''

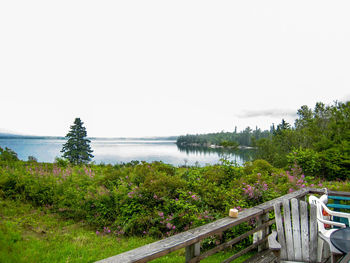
[176,127,271,148]
[177,101,350,180]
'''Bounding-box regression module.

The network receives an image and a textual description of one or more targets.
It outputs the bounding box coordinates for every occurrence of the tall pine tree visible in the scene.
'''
[61,118,94,165]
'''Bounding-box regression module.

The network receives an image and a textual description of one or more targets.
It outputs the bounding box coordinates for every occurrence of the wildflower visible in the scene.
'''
[96,231,100,235]
[158,211,164,217]
[263,183,268,191]
[191,194,199,200]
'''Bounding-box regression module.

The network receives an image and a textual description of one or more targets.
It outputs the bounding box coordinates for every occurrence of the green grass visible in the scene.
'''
[0,198,253,263]
[0,198,158,263]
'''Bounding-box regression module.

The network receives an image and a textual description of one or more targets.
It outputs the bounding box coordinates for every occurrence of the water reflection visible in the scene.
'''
[176,144,256,164]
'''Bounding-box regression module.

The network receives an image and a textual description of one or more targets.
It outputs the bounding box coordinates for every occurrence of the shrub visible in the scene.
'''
[0,147,19,162]
[287,148,322,177]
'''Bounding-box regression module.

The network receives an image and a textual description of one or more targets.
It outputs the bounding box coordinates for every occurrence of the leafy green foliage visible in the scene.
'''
[256,101,350,180]
[287,148,321,177]
[61,118,94,165]
[0,147,19,162]
[0,157,335,240]
[1,151,350,262]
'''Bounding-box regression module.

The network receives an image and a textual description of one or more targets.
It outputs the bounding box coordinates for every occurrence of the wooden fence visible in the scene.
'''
[96,188,350,263]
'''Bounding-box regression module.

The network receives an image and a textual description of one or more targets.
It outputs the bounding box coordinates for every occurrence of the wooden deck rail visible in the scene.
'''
[96,188,350,263]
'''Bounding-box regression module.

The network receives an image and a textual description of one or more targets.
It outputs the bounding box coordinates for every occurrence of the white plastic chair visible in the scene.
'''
[309,195,350,262]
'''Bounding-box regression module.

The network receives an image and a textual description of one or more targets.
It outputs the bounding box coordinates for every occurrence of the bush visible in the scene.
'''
[287,148,322,177]
[0,147,19,162]
[1,156,348,241]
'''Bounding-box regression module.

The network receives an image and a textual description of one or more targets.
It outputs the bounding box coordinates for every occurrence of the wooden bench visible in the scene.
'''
[327,196,350,226]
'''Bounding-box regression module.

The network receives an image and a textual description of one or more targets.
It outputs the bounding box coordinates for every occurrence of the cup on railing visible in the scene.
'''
[229,208,238,218]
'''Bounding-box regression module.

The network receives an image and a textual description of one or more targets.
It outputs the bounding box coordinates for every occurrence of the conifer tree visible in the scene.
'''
[61,118,94,165]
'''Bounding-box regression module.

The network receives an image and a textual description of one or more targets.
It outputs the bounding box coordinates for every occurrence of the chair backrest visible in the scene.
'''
[274,198,318,262]
[309,195,328,234]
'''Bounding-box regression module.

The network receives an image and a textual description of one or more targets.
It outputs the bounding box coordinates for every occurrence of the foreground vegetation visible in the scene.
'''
[0,198,158,262]
[0,197,255,262]
[0,159,331,238]
[1,155,350,262]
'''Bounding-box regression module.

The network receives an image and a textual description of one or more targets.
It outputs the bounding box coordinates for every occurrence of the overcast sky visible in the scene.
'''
[1,1,349,137]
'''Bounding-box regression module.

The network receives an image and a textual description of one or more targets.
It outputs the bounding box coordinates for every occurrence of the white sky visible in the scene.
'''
[1,0,349,137]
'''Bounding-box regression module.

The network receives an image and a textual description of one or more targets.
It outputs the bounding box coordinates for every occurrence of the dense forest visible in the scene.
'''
[177,101,350,180]
[257,101,350,180]
[176,127,271,148]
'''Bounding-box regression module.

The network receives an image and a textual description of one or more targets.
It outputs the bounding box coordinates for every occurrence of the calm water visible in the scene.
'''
[0,138,254,166]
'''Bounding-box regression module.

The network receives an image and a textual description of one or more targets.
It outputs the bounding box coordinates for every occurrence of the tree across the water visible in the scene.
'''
[61,118,94,165]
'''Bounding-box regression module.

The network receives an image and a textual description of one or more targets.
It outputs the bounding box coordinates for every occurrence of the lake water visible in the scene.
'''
[0,138,254,166]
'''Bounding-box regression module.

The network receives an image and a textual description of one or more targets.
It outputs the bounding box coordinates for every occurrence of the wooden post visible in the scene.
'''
[257,212,270,252]
[185,242,200,262]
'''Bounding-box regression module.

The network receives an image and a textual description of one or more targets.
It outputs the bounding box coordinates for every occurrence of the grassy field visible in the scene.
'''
[0,198,252,263]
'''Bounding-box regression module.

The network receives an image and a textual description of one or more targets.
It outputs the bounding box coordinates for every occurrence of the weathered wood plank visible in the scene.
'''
[291,199,302,261]
[186,242,200,263]
[258,212,270,252]
[195,219,275,261]
[299,200,310,262]
[274,202,287,259]
[221,237,268,263]
[268,231,281,250]
[283,199,295,261]
[255,188,309,213]
[242,249,278,263]
[309,203,318,263]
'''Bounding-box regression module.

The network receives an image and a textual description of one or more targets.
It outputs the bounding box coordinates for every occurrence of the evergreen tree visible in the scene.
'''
[61,118,94,165]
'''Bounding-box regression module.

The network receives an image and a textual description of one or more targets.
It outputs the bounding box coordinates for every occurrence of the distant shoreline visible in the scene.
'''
[176,142,256,150]
[0,133,178,141]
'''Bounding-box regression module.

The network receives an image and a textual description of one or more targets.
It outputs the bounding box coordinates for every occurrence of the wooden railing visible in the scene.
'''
[96,188,350,263]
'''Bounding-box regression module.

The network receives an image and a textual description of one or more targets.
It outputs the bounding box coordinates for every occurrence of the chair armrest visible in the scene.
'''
[317,217,347,228]
[321,202,350,221]
[268,230,281,251]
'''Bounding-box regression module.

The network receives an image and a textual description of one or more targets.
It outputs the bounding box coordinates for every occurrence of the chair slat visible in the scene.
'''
[299,201,310,262]
[283,199,295,261]
[309,204,318,263]
[291,199,302,261]
[274,202,287,259]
